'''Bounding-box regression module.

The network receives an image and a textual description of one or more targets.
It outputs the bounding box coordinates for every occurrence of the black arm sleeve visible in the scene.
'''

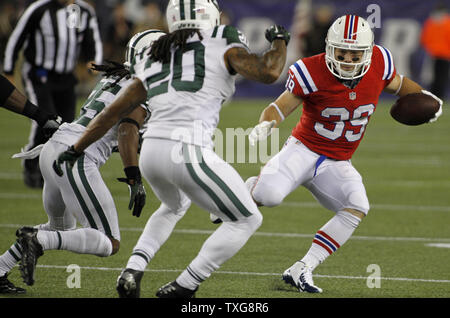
[0,74,15,105]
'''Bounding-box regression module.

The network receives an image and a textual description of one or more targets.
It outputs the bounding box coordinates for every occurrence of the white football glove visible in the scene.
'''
[421,89,443,123]
[248,120,277,146]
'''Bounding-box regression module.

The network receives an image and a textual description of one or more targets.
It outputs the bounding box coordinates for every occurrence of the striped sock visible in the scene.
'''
[176,254,217,291]
[126,249,151,271]
[0,243,22,276]
[301,211,361,270]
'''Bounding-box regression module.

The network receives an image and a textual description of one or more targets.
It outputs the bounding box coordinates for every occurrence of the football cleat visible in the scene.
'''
[282,262,322,293]
[0,273,26,294]
[15,227,44,286]
[116,268,144,298]
[156,281,197,298]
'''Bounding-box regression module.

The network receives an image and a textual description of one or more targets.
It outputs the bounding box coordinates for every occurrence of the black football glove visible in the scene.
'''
[117,166,146,217]
[53,145,83,177]
[42,115,62,138]
[265,25,290,45]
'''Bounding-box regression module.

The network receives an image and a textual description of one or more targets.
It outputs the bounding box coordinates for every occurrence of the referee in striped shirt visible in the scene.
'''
[3,0,103,188]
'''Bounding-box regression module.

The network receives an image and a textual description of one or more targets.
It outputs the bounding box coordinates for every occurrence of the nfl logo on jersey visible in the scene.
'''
[349,92,356,100]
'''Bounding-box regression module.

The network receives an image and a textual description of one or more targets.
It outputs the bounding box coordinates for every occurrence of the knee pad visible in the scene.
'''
[248,211,263,231]
[245,176,258,193]
[229,210,263,234]
[252,182,284,207]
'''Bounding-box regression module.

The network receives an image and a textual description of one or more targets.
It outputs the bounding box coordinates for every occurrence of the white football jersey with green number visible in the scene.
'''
[131,25,249,148]
[51,76,148,165]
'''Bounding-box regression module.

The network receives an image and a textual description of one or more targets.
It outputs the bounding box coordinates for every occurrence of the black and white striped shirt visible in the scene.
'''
[3,0,103,75]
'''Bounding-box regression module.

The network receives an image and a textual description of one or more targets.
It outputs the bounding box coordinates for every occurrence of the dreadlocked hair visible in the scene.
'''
[149,29,204,64]
[90,60,131,90]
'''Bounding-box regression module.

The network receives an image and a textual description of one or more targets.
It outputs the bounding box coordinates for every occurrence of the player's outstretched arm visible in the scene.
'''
[74,78,147,153]
[1,74,61,136]
[225,25,289,84]
[53,78,147,177]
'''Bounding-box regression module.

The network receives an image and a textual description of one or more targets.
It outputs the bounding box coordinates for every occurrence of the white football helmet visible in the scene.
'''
[325,15,374,80]
[166,0,220,33]
[124,29,165,68]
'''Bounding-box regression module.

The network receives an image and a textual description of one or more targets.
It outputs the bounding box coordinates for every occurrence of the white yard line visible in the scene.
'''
[0,192,449,212]
[1,224,449,243]
[34,264,450,284]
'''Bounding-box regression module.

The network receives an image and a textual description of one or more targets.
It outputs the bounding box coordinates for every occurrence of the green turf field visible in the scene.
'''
[0,98,449,299]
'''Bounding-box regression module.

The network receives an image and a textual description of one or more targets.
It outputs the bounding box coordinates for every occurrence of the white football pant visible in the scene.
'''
[39,140,120,240]
[252,136,370,214]
[131,138,262,284]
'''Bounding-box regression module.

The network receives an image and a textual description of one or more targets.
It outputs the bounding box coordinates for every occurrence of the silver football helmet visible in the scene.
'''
[166,0,220,33]
[124,29,165,69]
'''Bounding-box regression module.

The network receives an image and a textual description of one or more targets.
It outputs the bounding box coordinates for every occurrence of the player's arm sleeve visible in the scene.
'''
[0,74,16,106]
[219,25,251,75]
[221,25,250,52]
[3,4,37,74]
[376,45,396,87]
[285,60,318,98]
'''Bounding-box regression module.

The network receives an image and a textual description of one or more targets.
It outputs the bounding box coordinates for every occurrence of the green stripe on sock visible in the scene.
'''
[66,158,98,229]
[56,231,62,250]
[77,157,112,237]
[182,144,238,221]
[13,242,22,253]
[132,251,149,263]
[194,146,253,217]
[7,248,20,262]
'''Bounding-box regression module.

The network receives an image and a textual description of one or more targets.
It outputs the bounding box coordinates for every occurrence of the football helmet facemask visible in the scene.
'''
[325,15,374,80]
[166,0,220,33]
[124,29,165,69]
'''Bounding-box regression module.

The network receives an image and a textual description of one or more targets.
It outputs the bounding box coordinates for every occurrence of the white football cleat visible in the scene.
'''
[282,261,322,293]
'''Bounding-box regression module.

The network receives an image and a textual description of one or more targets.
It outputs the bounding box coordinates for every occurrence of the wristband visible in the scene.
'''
[119,117,140,130]
[270,103,285,122]
[124,166,141,181]
[394,74,404,96]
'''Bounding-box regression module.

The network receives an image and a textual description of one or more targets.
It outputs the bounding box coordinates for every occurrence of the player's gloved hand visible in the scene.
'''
[421,90,443,123]
[265,25,290,45]
[42,115,62,138]
[117,166,146,217]
[248,120,277,146]
[53,145,83,177]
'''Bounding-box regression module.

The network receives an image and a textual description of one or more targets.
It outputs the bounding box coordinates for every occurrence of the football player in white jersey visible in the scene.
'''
[53,0,290,298]
[0,30,164,292]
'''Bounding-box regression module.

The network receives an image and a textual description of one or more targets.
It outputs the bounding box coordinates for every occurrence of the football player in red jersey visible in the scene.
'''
[247,15,443,293]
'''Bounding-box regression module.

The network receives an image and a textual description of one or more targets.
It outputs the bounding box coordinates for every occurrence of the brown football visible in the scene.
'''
[390,93,440,126]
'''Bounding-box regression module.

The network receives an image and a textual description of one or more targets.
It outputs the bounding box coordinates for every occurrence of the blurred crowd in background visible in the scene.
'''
[1,0,449,98]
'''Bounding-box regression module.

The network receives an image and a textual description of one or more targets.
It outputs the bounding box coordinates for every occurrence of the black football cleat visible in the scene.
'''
[0,273,26,294]
[156,281,197,298]
[116,268,144,298]
[15,227,44,286]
